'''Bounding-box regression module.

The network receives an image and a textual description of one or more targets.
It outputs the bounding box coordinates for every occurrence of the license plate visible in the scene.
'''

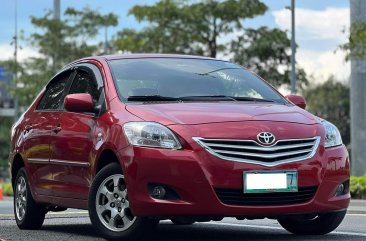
[243,171,298,193]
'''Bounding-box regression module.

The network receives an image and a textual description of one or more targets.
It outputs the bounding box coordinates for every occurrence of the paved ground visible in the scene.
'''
[1,197,366,241]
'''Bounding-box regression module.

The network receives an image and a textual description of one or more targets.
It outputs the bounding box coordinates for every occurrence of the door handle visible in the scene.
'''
[24,125,33,132]
[53,125,62,133]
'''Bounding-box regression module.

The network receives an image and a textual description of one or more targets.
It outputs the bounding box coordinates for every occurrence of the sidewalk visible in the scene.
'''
[348,199,366,214]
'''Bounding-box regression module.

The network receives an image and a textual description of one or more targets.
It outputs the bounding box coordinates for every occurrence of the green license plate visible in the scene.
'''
[243,170,298,193]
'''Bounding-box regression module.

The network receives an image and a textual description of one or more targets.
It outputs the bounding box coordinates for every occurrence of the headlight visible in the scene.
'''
[322,120,342,148]
[123,122,182,149]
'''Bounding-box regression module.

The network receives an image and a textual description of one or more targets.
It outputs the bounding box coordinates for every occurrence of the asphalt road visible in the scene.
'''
[1,197,366,241]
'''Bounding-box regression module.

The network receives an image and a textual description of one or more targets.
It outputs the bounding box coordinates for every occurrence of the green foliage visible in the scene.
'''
[340,22,366,61]
[116,0,267,57]
[231,27,308,87]
[2,182,13,196]
[30,7,118,72]
[115,0,307,88]
[0,118,13,168]
[3,7,118,108]
[350,175,366,199]
[304,77,350,146]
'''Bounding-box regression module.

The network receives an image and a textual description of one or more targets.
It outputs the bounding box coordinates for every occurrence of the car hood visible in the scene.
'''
[125,102,319,125]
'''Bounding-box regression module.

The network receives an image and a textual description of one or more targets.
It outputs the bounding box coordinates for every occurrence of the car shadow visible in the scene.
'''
[40,222,361,241]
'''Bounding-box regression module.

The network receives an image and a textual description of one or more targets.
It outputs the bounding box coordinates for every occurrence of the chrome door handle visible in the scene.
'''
[53,126,62,133]
[24,125,33,133]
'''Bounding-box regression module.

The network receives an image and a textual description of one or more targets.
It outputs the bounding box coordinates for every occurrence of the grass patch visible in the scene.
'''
[350,174,366,199]
[1,182,13,196]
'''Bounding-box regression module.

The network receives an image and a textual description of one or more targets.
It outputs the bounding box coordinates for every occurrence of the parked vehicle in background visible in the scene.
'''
[9,54,350,240]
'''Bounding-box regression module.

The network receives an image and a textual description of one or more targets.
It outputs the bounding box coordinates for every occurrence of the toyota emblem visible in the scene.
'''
[257,132,276,145]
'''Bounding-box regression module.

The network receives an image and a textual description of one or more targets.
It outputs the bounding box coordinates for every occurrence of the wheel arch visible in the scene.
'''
[11,153,25,187]
[95,149,122,175]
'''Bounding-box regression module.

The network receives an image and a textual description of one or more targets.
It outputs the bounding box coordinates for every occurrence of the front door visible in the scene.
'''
[50,65,103,199]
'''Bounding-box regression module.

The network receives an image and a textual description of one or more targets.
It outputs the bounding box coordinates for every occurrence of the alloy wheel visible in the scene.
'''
[95,174,136,232]
[15,176,27,221]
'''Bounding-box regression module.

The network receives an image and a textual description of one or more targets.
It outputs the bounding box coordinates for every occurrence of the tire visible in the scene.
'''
[88,163,158,241]
[14,168,46,229]
[171,218,195,225]
[278,210,347,235]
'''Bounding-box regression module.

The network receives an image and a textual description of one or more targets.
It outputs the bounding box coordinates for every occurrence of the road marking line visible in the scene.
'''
[0,211,88,217]
[208,222,283,230]
[346,213,366,217]
[207,222,366,237]
[48,211,88,215]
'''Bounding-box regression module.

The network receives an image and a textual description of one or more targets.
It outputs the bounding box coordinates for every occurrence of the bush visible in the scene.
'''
[350,175,366,199]
[1,182,13,196]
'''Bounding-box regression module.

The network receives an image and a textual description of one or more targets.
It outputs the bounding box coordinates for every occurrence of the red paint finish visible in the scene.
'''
[122,145,349,217]
[64,93,94,113]
[9,54,350,217]
[286,95,307,109]
[50,111,96,199]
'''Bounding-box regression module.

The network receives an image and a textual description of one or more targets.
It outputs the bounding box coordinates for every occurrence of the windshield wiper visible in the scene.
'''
[179,95,275,103]
[127,95,180,101]
[178,95,237,101]
[127,95,275,103]
[229,96,275,102]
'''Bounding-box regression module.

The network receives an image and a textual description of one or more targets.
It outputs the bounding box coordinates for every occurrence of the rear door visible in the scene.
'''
[24,70,74,196]
[50,64,104,199]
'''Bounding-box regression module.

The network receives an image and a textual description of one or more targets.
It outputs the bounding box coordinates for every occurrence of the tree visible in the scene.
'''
[30,7,118,73]
[304,77,350,146]
[116,0,267,57]
[340,22,366,60]
[231,27,308,87]
[8,7,118,107]
[114,0,307,88]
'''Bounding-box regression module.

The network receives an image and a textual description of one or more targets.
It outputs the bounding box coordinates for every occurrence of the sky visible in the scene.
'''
[0,0,350,83]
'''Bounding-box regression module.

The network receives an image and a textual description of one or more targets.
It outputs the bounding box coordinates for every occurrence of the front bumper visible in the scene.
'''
[119,143,350,217]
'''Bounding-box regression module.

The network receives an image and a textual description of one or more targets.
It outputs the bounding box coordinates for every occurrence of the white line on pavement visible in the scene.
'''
[206,222,366,237]
[346,213,366,217]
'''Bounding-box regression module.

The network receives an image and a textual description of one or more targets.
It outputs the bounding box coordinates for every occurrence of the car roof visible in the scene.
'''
[63,54,229,72]
[101,53,217,61]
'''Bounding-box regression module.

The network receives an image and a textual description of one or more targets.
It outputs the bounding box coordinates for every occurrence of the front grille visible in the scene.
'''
[215,186,317,206]
[193,136,320,167]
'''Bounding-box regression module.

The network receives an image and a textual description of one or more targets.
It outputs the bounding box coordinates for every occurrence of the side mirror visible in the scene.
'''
[286,95,306,109]
[64,93,94,113]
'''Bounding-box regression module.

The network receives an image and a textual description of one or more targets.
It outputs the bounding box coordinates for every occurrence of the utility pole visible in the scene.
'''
[350,0,366,176]
[290,0,296,94]
[13,0,18,122]
[54,0,60,20]
[104,26,109,55]
[53,0,60,72]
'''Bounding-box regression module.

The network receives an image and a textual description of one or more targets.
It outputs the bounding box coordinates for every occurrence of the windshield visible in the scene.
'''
[108,58,287,104]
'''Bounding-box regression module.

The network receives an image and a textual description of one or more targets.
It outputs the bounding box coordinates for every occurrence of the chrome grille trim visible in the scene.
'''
[193,136,321,167]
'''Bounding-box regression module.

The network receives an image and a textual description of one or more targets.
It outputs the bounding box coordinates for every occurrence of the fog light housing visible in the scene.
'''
[148,183,180,200]
[336,184,344,196]
[152,186,166,199]
[335,180,349,197]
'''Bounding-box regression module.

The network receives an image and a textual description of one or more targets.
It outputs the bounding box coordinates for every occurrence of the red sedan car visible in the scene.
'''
[9,54,350,240]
